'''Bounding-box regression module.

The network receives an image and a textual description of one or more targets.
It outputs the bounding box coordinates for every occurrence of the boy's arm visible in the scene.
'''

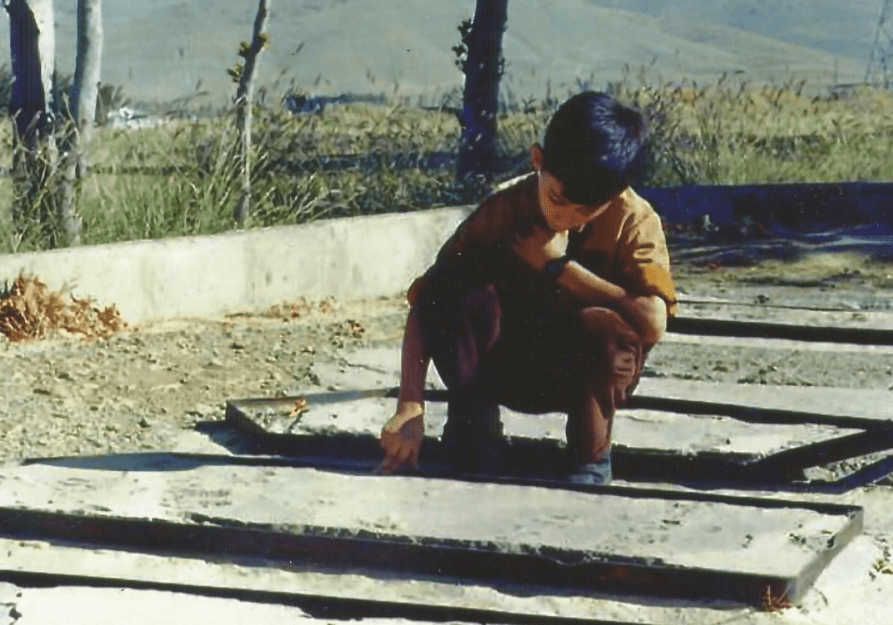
[377,304,429,473]
[557,264,668,344]
[512,226,668,344]
[560,207,676,343]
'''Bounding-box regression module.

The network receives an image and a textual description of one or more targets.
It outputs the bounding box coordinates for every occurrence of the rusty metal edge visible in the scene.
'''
[744,430,893,476]
[626,395,890,431]
[667,317,893,345]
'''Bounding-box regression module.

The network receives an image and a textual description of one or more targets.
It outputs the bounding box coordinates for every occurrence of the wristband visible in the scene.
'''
[544,255,571,279]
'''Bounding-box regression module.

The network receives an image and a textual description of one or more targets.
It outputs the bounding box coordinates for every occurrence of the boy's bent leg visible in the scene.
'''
[566,307,644,484]
[416,262,505,472]
[443,388,503,473]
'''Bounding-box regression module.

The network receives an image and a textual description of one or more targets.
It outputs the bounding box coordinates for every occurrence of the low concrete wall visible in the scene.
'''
[3,181,892,324]
[0,207,471,324]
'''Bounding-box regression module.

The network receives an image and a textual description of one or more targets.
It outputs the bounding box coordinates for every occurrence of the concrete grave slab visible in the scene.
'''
[633,378,893,428]
[238,392,858,458]
[239,347,889,483]
[0,535,802,625]
[305,346,893,428]
[0,458,862,606]
[11,587,319,625]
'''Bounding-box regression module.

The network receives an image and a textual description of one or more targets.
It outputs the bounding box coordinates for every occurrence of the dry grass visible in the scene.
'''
[0,275,127,342]
[2,76,893,254]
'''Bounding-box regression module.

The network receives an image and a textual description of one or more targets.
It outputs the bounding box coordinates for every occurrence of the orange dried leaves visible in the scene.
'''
[0,276,127,342]
[289,397,310,419]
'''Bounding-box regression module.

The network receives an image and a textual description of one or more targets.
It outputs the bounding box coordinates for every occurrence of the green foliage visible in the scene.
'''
[615,75,893,185]
[3,74,893,254]
[95,83,130,125]
[452,18,474,75]
[2,119,77,252]
[227,63,245,84]
[46,73,130,125]
[0,65,11,113]
[452,17,505,80]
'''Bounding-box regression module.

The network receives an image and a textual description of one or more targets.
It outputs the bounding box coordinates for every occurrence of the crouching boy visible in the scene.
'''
[378,92,677,484]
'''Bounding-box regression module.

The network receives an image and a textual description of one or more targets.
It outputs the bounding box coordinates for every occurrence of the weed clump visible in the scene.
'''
[0,275,127,342]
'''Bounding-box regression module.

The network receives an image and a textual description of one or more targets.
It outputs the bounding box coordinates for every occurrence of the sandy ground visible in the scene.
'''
[3,248,893,462]
[2,243,893,622]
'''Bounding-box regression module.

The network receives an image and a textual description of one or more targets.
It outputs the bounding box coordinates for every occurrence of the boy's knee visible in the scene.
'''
[577,306,643,400]
[578,307,641,361]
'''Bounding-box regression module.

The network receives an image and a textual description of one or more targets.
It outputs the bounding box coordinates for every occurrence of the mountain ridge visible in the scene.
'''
[0,0,882,107]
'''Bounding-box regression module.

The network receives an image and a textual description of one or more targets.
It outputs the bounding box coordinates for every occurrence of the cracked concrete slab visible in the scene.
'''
[0,530,887,625]
[11,587,331,625]
[0,536,765,625]
[264,347,864,458]
[0,461,856,582]
[310,346,893,424]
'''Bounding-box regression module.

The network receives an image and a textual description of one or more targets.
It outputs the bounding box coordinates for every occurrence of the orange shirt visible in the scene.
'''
[411,174,678,316]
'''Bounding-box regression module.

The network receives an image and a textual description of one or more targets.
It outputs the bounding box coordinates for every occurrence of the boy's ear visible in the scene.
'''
[530,144,544,172]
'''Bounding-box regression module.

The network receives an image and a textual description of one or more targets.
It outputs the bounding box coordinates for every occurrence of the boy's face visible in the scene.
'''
[530,144,614,233]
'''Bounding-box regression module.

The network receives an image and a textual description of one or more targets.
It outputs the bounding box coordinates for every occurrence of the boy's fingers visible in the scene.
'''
[376,438,413,474]
[375,456,397,474]
[376,448,404,474]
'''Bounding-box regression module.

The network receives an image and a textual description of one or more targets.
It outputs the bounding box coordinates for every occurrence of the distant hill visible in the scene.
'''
[583,0,881,64]
[0,0,882,109]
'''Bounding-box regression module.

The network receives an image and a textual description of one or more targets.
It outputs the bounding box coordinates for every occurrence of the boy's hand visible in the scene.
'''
[511,226,568,271]
[616,294,668,344]
[377,407,424,474]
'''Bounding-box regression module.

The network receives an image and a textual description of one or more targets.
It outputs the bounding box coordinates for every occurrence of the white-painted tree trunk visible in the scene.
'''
[233,0,271,224]
[58,0,104,245]
[71,0,103,177]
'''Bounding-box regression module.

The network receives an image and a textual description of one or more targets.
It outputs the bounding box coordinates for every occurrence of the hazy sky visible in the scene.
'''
[1,0,883,107]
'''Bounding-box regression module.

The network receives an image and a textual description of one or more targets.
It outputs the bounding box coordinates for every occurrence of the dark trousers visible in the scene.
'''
[417,255,645,464]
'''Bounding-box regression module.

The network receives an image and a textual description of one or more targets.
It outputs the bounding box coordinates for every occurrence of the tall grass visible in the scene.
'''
[2,74,893,254]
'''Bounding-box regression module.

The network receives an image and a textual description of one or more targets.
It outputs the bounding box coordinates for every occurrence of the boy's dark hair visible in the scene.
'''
[542,91,648,207]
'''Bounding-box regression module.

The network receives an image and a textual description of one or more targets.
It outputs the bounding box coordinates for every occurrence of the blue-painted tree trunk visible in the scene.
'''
[456,0,508,182]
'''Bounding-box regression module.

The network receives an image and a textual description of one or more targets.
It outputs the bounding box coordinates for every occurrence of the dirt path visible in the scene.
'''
[2,248,892,464]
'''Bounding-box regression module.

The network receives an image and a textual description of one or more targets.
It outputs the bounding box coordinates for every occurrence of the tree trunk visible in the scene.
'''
[58,0,103,246]
[6,0,54,147]
[5,0,57,245]
[456,0,508,182]
[233,0,271,224]
[72,0,103,178]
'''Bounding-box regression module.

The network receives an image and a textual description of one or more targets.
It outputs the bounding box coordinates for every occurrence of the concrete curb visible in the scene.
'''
[3,181,892,325]
[0,207,471,324]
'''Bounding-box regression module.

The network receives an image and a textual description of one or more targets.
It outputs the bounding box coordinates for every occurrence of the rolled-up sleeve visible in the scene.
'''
[618,211,678,317]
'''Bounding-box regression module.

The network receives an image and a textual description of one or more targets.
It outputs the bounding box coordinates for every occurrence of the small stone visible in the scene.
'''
[194,404,216,418]
[138,417,151,429]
